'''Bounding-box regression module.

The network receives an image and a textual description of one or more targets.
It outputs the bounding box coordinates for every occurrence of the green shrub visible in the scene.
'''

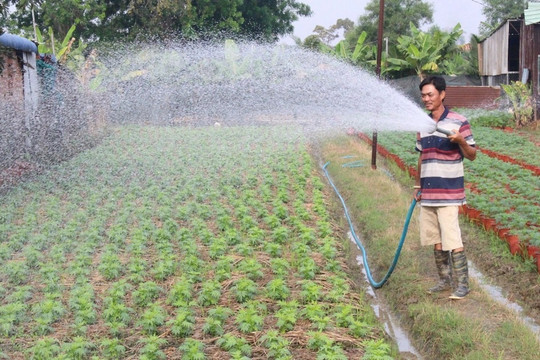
[501,81,534,127]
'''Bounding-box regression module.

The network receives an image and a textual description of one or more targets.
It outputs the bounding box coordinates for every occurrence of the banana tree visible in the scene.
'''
[501,81,534,127]
[36,24,77,63]
[384,23,462,79]
[333,31,376,70]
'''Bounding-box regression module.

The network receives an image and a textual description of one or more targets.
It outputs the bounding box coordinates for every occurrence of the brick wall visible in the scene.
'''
[445,86,501,110]
[0,52,24,107]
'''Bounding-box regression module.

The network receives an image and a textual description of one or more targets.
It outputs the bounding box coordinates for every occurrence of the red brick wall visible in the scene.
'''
[445,86,501,110]
[0,52,24,108]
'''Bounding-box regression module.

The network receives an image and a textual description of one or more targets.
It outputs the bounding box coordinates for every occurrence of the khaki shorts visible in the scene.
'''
[419,205,463,251]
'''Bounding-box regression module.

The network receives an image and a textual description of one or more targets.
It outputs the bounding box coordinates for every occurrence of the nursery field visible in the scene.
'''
[0,126,393,359]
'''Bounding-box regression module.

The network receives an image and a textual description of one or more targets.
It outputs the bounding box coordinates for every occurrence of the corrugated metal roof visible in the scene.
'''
[525,3,540,25]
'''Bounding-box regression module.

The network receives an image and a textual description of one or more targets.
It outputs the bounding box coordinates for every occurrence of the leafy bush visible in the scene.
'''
[137,303,167,334]
[307,332,347,360]
[265,278,291,301]
[275,301,299,332]
[238,258,264,280]
[458,108,513,128]
[98,251,123,280]
[32,296,66,335]
[60,336,95,360]
[261,330,293,359]
[167,278,194,307]
[303,303,332,331]
[270,258,291,277]
[198,280,222,306]
[178,338,206,360]
[362,339,394,360]
[0,302,26,336]
[138,335,168,360]
[133,282,163,308]
[217,333,252,358]
[202,306,232,336]
[236,302,266,333]
[100,338,126,359]
[169,307,196,338]
[300,280,323,303]
[501,81,534,127]
[27,337,61,360]
[232,278,258,303]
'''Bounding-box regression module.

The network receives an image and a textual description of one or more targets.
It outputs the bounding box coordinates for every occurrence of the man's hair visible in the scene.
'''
[419,75,446,92]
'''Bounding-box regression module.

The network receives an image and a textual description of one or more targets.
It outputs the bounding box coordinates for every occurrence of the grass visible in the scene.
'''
[319,134,540,360]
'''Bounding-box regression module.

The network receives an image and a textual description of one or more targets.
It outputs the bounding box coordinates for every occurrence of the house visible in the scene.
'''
[477,19,521,86]
[478,3,540,119]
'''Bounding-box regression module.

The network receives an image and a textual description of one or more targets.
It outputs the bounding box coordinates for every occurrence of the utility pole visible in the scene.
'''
[31,2,37,42]
[372,0,385,170]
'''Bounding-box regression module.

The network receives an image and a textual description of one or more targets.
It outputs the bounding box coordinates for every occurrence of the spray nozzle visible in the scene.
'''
[435,125,453,136]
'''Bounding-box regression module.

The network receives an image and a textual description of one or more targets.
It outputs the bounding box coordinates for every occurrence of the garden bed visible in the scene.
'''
[0,126,393,359]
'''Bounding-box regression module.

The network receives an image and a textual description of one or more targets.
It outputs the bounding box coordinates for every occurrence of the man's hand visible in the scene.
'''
[447,129,465,145]
[448,130,476,161]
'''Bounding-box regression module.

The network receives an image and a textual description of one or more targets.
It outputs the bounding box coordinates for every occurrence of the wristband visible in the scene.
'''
[413,185,421,189]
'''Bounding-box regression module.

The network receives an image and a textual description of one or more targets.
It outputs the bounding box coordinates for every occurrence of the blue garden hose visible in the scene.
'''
[322,161,418,288]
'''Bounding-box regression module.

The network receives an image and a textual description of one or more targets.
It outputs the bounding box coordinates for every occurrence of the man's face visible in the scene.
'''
[421,84,445,112]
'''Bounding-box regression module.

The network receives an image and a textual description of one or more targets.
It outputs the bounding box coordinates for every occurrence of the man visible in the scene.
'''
[414,76,476,300]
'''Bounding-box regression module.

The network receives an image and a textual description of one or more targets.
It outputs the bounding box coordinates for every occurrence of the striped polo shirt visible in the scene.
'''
[415,107,475,206]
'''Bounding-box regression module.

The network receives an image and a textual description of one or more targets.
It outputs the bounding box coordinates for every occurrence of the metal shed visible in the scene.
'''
[477,19,521,86]
[478,3,540,120]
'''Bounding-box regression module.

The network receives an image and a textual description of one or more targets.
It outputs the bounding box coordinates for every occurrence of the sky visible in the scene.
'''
[281,0,486,45]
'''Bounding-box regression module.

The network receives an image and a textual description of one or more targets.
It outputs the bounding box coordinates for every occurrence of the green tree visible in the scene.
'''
[238,0,312,41]
[332,30,376,71]
[384,23,463,79]
[440,34,479,76]
[345,0,433,50]
[480,0,526,35]
[311,18,354,46]
[0,2,8,32]
[4,0,312,42]
[4,0,104,42]
[299,34,325,50]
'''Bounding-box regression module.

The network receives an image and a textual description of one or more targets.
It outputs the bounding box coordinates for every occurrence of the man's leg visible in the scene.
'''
[449,250,469,299]
[438,206,469,300]
[420,207,451,293]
